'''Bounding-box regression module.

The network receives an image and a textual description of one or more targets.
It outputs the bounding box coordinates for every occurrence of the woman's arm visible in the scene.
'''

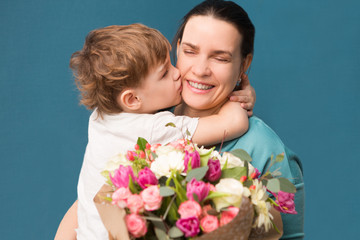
[192,101,249,146]
[229,73,256,117]
[54,200,78,240]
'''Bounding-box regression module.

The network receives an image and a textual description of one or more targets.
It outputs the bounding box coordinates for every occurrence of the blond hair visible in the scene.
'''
[70,24,171,116]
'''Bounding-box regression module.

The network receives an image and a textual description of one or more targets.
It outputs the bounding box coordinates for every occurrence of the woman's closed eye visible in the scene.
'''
[183,49,196,55]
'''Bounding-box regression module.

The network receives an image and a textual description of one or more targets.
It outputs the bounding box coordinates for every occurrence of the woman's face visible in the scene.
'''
[176,15,243,112]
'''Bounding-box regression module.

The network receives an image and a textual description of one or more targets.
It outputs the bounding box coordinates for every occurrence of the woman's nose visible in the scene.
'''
[191,57,211,77]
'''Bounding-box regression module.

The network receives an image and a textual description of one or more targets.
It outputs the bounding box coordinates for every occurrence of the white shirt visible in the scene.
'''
[76,110,198,239]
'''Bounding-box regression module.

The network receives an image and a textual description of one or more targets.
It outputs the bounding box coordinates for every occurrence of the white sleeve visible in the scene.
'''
[149,111,198,145]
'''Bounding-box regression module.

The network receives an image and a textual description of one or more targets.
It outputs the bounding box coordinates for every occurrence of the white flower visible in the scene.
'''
[150,151,185,178]
[220,152,255,175]
[250,179,273,231]
[104,153,132,172]
[213,178,249,211]
[154,145,177,155]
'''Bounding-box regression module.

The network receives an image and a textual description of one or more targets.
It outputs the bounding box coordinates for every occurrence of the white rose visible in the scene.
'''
[150,151,185,178]
[104,153,132,172]
[220,152,255,175]
[213,178,248,211]
[155,145,177,155]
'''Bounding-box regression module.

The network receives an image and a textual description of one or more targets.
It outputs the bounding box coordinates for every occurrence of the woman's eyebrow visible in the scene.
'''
[182,42,198,50]
[182,42,232,57]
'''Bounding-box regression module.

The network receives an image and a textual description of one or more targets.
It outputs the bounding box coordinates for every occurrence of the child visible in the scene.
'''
[57,24,251,239]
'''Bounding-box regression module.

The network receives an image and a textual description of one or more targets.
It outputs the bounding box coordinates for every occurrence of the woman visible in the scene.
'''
[173,0,304,239]
[56,1,304,239]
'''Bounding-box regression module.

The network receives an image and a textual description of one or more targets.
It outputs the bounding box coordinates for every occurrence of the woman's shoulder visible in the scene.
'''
[246,116,285,145]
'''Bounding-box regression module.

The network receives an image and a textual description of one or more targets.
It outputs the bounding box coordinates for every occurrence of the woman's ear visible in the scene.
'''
[116,89,141,112]
[242,54,253,74]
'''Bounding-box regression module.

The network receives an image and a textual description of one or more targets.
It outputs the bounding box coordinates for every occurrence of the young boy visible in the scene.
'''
[57,24,250,239]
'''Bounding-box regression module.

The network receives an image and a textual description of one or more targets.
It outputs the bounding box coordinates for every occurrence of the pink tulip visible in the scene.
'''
[110,165,136,188]
[184,150,200,172]
[186,178,210,202]
[137,167,158,189]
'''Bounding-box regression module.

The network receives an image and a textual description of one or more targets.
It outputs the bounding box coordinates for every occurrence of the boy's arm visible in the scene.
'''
[54,200,78,240]
[192,101,249,146]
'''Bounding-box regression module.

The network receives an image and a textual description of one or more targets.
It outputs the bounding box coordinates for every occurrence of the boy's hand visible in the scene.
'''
[229,73,256,117]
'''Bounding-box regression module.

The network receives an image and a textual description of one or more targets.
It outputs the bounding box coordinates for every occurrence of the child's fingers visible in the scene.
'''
[229,94,249,103]
[240,102,254,111]
[246,109,253,117]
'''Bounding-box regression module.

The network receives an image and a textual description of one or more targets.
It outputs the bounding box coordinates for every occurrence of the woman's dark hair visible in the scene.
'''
[173,0,255,60]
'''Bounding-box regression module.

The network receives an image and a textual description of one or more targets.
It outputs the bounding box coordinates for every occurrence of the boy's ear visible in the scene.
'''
[117,89,141,112]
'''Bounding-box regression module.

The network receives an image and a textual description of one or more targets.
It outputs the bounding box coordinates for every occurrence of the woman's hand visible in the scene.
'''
[229,73,256,117]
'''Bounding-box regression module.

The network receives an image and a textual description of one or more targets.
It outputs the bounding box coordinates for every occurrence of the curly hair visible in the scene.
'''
[70,24,171,117]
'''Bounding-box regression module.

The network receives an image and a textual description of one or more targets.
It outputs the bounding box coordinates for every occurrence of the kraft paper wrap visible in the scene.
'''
[94,184,283,240]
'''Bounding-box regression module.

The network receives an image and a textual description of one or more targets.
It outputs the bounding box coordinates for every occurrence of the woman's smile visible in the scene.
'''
[186,79,214,92]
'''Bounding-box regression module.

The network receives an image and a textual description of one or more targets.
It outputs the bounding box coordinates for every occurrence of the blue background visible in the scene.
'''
[0,0,359,239]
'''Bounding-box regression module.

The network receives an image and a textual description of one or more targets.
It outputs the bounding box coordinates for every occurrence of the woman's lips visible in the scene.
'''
[186,80,214,93]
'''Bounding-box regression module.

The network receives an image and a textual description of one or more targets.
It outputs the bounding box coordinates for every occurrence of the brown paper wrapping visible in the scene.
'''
[94,184,283,240]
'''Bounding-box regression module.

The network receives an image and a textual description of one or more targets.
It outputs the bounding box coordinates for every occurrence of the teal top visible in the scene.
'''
[216,116,305,240]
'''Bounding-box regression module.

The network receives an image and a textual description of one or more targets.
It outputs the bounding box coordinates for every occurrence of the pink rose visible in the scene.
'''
[274,191,297,214]
[127,194,144,214]
[112,187,132,208]
[200,215,219,233]
[220,207,239,226]
[201,204,213,217]
[176,216,200,237]
[186,178,210,202]
[169,139,187,150]
[137,167,158,189]
[110,165,136,188]
[125,213,147,238]
[140,185,162,211]
[184,150,200,172]
[178,200,202,219]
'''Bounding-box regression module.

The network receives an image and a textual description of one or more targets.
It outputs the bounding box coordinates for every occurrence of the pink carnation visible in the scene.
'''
[125,213,147,238]
[140,185,162,211]
[112,187,131,208]
[200,215,219,233]
[220,207,239,226]
[169,139,187,150]
[178,200,202,219]
[127,194,144,214]
[274,191,297,214]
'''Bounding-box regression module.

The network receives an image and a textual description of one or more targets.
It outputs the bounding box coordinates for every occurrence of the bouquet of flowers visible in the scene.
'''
[95,135,297,239]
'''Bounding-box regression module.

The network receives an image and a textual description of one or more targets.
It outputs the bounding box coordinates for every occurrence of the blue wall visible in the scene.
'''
[0,0,359,239]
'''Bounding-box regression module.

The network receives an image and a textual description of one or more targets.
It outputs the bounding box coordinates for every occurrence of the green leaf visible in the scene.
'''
[266,178,280,193]
[151,152,158,159]
[154,227,169,240]
[137,137,148,151]
[128,175,138,194]
[192,193,199,202]
[168,226,184,238]
[278,177,296,193]
[230,149,252,162]
[146,212,167,232]
[221,166,247,180]
[185,166,209,182]
[275,153,285,162]
[186,129,191,137]
[159,186,175,197]
[165,122,176,128]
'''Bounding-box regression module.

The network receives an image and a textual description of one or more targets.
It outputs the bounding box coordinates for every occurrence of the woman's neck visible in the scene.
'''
[174,99,227,117]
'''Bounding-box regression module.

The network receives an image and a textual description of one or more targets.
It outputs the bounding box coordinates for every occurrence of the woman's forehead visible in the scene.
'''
[182,15,242,54]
